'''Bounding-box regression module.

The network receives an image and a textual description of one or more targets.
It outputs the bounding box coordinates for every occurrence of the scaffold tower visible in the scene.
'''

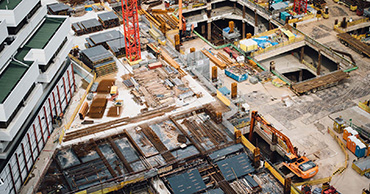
[121,0,141,62]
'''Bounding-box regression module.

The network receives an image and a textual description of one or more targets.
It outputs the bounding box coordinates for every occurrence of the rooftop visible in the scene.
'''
[24,17,65,49]
[0,60,28,103]
[0,17,65,103]
[98,11,119,21]
[80,18,101,29]
[81,45,113,64]
[47,3,70,13]
[0,0,22,10]
[89,30,123,45]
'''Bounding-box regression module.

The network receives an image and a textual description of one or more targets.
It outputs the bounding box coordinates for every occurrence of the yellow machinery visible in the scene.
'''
[323,7,329,19]
[350,4,358,11]
[333,116,345,133]
[359,100,370,114]
[110,86,118,96]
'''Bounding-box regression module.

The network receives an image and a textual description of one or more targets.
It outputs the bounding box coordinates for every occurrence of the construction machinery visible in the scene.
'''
[249,111,319,179]
[358,99,370,114]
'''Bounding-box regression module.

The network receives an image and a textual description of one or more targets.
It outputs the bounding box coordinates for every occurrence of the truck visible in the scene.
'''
[337,32,370,58]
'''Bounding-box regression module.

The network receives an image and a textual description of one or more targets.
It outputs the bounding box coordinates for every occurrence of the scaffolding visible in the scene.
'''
[293,0,308,14]
[121,0,141,62]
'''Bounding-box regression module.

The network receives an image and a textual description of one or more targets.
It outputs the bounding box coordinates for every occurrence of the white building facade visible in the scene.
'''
[0,0,75,193]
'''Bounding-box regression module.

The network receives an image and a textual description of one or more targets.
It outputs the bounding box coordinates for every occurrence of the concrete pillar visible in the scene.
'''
[243,6,246,19]
[207,9,211,18]
[201,24,206,35]
[269,20,272,30]
[299,69,303,82]
[300,47,304,63]
[207,22,212,41]
[317,50,322,75]
[231,82,237,99]
[233,2,236,13]
[254,9,258,27]
[242,22,246,39]
[253,147,261,168]
[270,133,278,163]
[284,177,292,194]
[254,10,259,35]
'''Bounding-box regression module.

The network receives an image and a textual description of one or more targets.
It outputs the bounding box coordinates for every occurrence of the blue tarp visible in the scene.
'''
[223,27,230,33]
[218,86,230,96]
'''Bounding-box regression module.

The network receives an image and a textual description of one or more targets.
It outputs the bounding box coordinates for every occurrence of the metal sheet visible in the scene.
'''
[216,153,255,181]
[167,168,206,194]
[209,144,244,161]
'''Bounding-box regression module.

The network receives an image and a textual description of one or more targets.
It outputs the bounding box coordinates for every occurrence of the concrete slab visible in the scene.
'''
[329,106,370,128]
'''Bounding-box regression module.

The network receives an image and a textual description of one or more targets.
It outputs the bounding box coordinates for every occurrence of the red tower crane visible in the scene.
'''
[293,0,308,15]
[121,0,141,62]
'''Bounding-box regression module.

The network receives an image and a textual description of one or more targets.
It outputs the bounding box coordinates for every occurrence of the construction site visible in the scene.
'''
[4,0,368,193]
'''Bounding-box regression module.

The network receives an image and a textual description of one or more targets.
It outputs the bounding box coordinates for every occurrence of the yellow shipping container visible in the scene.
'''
[282,29,295,41]
[239,39,258,52]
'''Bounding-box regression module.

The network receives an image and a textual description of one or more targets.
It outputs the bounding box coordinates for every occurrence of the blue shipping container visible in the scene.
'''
[225,69,248,82]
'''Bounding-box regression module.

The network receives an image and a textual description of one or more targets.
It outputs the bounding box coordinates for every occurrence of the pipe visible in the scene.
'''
[343,66,358,72]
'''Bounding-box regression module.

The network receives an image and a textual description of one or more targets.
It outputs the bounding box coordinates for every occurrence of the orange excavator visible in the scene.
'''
[249,111,319,179]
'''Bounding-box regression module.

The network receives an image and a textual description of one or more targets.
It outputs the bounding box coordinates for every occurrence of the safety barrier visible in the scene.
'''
[358,101,370,114]
[251,35,305,56]
[235,128,256,152]
[327,127,349,175]
[58,72,96,143]
[288,14,315,24]
[347,18,369,28]
[75,176,145,194]
[264,161,301,194]
[216,90,231,106]
[69,54,92,73]
[295,177,332,186]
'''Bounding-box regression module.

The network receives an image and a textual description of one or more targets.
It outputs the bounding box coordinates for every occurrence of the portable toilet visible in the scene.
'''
[354,139,366,158]
[343,127,359,141]
[347,136,357,154]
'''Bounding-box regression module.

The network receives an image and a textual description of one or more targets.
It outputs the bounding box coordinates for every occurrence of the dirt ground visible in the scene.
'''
[181,2,370,192]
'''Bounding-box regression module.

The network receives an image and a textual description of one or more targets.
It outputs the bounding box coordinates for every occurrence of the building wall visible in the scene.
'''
[0,5,47,70]
[0,0,40,27]
[0,61,76,194]
[0,20,8,45]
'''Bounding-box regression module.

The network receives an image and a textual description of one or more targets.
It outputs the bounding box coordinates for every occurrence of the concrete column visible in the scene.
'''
[299,69,303,82]
[207,22,212,41]
[254,10,258,34]
[242,22,246,39]
[300,47,304,63]
[284,177,292,194]
[201,24,206,35]
[317,50,322,75]
[243,6,246,19]
[253,147,261,168]
[269,20,272,30]
[233,2,236,13]
[254,9,258,27]
[270,133,278,163]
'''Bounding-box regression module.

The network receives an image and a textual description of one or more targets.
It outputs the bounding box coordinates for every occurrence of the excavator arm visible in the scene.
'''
[248,110,318,179]
[249,111,297,155]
